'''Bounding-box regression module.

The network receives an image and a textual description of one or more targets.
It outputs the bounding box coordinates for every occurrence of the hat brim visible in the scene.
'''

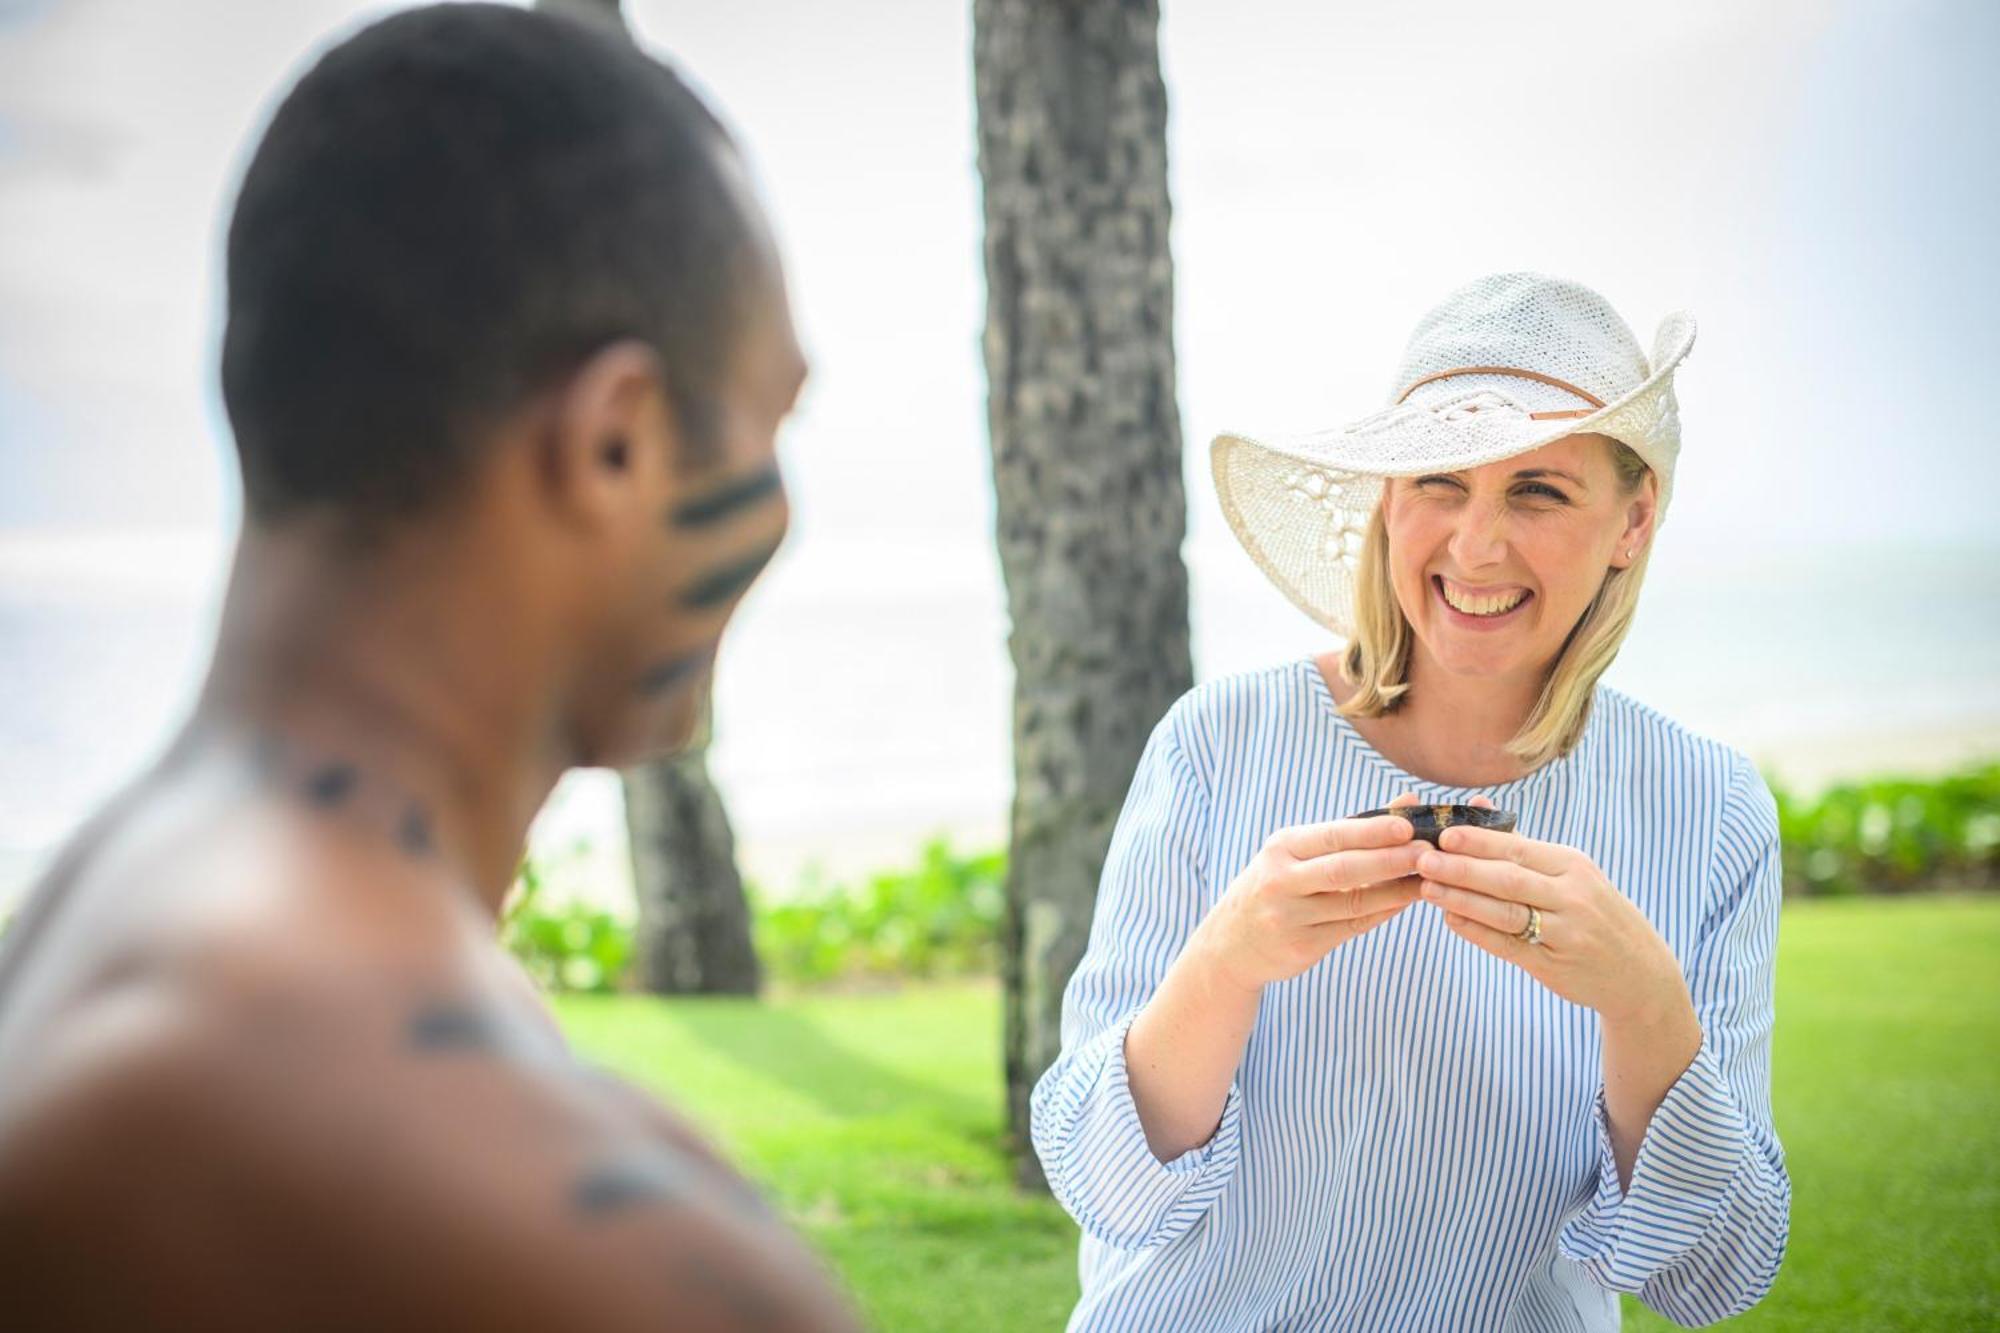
[1210,310,1694,637]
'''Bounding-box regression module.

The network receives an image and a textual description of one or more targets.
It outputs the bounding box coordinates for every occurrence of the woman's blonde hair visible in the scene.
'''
[1334,438,1654,771]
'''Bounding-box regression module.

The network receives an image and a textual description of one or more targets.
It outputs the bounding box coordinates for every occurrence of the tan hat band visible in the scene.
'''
[1395,365,1606,420]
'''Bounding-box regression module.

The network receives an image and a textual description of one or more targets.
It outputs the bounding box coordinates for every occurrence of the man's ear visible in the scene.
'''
[541,339,676,528]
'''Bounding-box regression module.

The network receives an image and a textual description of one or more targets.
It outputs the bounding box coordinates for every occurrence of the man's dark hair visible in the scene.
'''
[221,3,751,520]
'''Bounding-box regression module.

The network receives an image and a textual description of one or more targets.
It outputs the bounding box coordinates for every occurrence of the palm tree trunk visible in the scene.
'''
[622,699,762,995]
[973,0,1194,1187]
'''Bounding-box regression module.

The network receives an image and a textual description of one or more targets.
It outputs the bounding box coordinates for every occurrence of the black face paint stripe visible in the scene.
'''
[680,541,782,609]
[668,465,782,529]
[636,648,715,697]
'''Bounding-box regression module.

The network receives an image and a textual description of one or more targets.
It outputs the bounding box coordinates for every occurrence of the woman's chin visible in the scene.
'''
[1418,628,1541,679]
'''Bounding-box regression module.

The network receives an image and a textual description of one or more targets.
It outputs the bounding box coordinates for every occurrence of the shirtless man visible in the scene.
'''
[0,6,860,1328]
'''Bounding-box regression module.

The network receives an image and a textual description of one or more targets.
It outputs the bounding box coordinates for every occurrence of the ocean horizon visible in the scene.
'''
[4,527,1997,914]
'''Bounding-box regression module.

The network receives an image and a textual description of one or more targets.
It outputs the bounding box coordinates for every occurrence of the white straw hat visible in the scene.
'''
[1211,271,1695,639]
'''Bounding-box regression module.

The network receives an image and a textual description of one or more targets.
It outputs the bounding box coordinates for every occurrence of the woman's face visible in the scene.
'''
[1379,433,1656,683]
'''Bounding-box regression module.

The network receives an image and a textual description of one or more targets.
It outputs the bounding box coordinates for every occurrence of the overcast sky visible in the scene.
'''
[2,0,1995,553]
[2,0,1995,885]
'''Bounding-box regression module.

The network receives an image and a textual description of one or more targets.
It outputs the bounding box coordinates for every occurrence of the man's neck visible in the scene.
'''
[195,520,568,916]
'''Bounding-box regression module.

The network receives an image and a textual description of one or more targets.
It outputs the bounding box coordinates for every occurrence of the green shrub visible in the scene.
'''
[496,759,1996,991]
[1771,761,2000,897]
[751,837,1006,987]
[500,836,1004,994]
[501,854,634,994]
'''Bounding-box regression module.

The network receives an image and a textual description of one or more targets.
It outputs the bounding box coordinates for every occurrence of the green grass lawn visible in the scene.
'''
[553,895,2000,1331]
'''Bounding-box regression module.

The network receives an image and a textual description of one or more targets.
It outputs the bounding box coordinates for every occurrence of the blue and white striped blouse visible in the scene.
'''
[1031,657,1791,1331]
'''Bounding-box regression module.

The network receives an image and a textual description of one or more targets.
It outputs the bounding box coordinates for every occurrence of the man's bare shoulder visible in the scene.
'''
[0,813,859,1330]
[3,773,486,1002]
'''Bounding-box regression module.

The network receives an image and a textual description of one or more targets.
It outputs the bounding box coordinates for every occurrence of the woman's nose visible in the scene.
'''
[1448,504,1511,569]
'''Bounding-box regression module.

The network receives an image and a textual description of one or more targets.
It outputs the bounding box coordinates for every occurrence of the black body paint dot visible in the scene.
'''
[408,1003,498,1053]
[396,804,435,856]
[681,542,782,610]
[668,465,782,528]
[673,1254,789,1326]
[573,1151,697,1217]
[303,763,359,807]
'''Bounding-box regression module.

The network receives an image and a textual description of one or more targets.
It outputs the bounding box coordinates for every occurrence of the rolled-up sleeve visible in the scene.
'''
[1558,751,1793,1325]
[1028,703,1243,1251]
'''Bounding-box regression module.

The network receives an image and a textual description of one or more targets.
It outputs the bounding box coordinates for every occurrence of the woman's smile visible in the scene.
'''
[1433,573,1535,630]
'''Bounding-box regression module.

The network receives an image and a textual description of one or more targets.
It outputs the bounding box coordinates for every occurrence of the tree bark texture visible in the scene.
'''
[622,703,763,998]
[973,0,1194,1187]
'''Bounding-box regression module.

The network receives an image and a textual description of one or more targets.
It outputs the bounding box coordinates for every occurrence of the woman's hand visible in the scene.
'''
[1126,792,1438,1162]
[1413,822,1690,1026]
[1191,792,1432,996]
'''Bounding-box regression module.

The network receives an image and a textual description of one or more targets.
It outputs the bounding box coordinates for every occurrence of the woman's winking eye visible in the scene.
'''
[1412,475,1569,503]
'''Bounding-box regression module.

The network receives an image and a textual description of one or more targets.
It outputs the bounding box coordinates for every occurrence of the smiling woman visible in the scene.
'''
[1345,428,1658,775]
[1031,272,1791,1331]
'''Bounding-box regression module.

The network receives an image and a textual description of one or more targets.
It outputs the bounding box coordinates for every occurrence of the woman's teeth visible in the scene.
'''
[1439,578,1528,616]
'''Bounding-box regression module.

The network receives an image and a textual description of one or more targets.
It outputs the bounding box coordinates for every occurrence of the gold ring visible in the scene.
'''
[1516,905,1544,946]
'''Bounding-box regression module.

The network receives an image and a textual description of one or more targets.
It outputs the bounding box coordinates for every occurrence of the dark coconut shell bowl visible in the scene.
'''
[1348,803,1518,845]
